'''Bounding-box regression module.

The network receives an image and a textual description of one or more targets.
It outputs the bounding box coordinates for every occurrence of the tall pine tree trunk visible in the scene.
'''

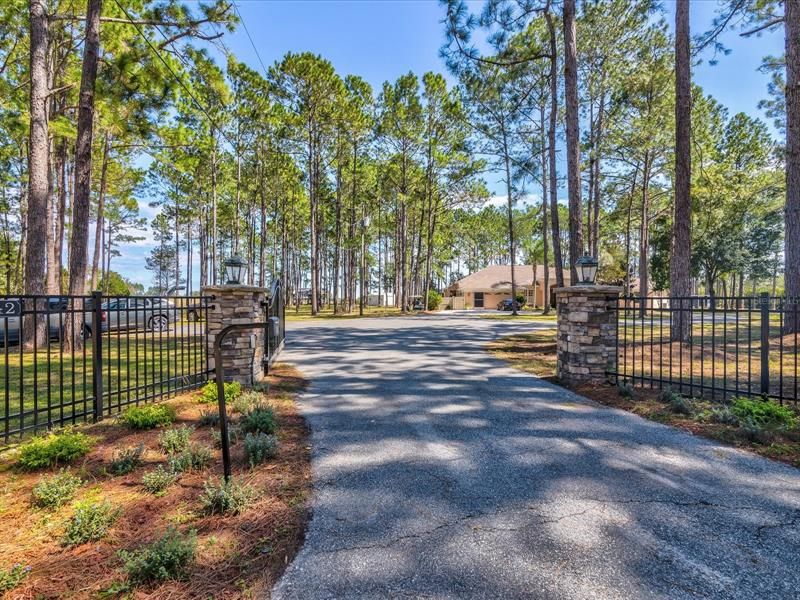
[784,0,800,332]
[563,0,583,283]
[545,7,563,288]
[90,131,110,291]
[25,0,50,347]
[671,0,693,340]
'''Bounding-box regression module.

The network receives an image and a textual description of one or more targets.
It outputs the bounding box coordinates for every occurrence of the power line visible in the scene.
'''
[110,0,237,149]
[231,1,271,79]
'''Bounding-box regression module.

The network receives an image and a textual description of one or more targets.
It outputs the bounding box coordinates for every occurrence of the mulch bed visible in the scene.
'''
[0,363,311,599]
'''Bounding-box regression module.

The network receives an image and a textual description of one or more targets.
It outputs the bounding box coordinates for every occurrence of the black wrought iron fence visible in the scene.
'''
[264,279,286,371]
[608,294,798,405]
[0,293,210,443]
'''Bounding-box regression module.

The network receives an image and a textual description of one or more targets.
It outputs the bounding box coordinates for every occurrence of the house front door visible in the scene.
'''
[474,292,484,308]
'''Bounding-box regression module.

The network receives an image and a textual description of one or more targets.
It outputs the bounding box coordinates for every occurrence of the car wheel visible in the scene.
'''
[148,315,168,331]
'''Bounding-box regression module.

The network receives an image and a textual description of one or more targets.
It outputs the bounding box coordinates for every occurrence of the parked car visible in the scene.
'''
[0,298,74,345]
[497,299,523,311]
[84,297,173,335]
[410,296,425,311]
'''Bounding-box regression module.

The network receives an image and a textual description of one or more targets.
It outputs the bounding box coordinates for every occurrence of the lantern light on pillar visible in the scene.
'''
[224,255,247,285]
[575,253,599,285]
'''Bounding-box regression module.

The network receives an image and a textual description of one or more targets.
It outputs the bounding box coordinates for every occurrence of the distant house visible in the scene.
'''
[444,265,570,309]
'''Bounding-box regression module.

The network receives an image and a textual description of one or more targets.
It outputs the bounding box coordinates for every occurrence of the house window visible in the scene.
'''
[474,292,484,308]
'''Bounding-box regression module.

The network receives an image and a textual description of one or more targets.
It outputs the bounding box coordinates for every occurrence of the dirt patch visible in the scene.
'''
[0,363,311,599]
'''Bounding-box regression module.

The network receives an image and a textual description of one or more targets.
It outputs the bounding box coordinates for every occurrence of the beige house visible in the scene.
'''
[445,265,570,309]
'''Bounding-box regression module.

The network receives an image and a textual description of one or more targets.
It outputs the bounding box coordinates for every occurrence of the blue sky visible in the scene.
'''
[116,0,785,288]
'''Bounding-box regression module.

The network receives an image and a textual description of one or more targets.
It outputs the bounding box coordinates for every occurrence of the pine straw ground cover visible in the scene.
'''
[0,363,311,599]
[488,330,800,469]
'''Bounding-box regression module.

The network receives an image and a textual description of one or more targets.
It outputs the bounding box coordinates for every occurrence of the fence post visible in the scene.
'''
[760,292,770,397]
[92,290,104,421]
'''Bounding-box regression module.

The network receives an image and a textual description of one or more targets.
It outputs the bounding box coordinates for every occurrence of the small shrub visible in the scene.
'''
[0,564,31,593]
[244,432,278,467]
[669,394,693,416]
[158,425,193,454]
[709,407,739,426]
[658,387,679,403]
[731,397,797,430]
[617,382,635,399]
[62,500,120,547]
[31,469,82,510]
[212,423,242,448]
[240,405,277,435]
[198,410,220,427]
[119,527,197,585]
[121,404,176,429]
[167,444,212,473]
[199,381,242,404]
[427,290,443,311]
[738,417,775,444]
[17,430,93,471]
[142,466,179,496]
[199,477,254,515]
[231,391,261,414]
[110,445,144,476]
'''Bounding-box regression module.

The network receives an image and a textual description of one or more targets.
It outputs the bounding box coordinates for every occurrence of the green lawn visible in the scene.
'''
[0,332,207,442]
[286,305,410,321]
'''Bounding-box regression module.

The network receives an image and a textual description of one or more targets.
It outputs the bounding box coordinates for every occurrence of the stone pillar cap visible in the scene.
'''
[202,284,270,293]
[553,285,623,294]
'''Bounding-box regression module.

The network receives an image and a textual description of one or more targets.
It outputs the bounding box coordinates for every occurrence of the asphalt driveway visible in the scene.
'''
[273,313,800,600]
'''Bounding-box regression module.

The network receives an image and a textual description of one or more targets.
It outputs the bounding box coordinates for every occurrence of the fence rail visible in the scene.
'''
[609,294,798,405]
[0,293,210,443]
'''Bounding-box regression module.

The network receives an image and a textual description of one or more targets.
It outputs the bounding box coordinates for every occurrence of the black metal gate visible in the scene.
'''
[264,279,286,371]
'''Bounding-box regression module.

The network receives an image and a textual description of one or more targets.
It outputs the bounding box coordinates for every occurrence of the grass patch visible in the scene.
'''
[487,329,557,378]
[16,430,93,470]
[121,404,176,429]
[479,311,557,322]
[285,304,406,321]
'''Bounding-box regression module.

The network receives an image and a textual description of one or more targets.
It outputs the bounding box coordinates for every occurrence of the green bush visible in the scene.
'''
[212,423,242,448]
[658,387,679,403]
[240,405,277,435]
[119,527,196,585]
[198,410,220,427]
[142,466,179,496]
[17,430,93,471]
[110,445,144,476]
[121,404,176,429]
[731,397,797,430]
[62,500,120,547]
[738,417,775,444]
[199,381,242,404]
[231,391,261,414]
[244,432,278,467]
[158,425,193,454]
[31,469,82,510]
[669,395,693,416]
[199,477,254,516]
[0,564,31,593]
[709,407,739,426]
[426,290,443,311]
[617,383,635,399]
[167,444,212,474]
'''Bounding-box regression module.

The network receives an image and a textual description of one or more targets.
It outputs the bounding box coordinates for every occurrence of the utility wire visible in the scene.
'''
[232,1,271,79]
[110,0,237,149]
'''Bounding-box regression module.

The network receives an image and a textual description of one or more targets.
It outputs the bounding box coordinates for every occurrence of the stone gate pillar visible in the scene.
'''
[554,285,622,385]
[203,285,268,385]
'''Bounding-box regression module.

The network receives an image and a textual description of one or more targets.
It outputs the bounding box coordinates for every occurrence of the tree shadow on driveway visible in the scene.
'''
[274,315,800,600]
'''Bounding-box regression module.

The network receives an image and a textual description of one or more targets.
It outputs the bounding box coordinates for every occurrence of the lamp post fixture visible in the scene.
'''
[224,255,247,286]
[575,253,599,285]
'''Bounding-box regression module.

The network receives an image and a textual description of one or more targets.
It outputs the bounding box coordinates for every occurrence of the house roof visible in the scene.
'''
[448,265,569,293]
